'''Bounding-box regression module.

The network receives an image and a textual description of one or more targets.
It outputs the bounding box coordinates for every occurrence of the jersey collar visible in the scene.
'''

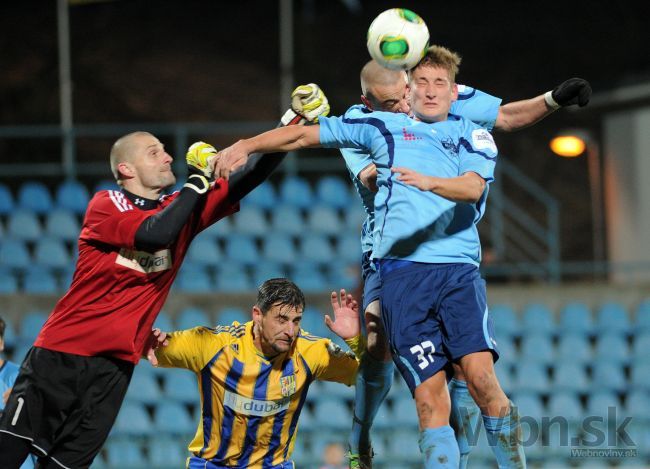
[121,189,160,210]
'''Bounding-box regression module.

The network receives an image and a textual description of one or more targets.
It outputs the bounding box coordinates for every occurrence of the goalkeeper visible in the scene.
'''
[0,84,330,469]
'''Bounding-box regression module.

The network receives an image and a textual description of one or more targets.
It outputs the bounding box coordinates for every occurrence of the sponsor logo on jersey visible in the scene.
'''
[471,129,497,153]
[280,374,297,397]
[224,390,290,416]
[402,128,422,141]
[115,248,172,274]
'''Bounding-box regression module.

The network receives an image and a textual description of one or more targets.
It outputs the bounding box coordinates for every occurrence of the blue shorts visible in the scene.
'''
[379,261,499,394]
[188,456,294,469]
[361,251,381,313]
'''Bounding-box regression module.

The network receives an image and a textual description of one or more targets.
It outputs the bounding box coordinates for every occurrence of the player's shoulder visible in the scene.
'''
[456,84,477,99]
[88,189,136,214]
[342,104,372,119]
[296,332,353,361]
[204,321,249,340]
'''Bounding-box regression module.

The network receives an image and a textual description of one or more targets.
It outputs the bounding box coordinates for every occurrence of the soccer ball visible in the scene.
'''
[366,8,430,71]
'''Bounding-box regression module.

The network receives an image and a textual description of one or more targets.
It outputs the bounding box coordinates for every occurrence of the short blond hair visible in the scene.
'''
[411,45,462,83]
[109,131,152,186]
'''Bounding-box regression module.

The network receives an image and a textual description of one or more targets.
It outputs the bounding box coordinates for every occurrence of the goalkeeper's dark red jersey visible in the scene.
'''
[34,181,238,364]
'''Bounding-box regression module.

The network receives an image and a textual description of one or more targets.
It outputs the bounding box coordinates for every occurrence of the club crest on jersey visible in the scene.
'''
[441,137,460,158]
[280,374,297,397]
[115,248,172,274]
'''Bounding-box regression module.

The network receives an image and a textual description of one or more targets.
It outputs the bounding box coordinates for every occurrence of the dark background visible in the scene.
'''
[1,0,649,261]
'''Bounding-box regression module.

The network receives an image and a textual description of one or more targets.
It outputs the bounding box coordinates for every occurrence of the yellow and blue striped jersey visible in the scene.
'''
[155,321,359,468]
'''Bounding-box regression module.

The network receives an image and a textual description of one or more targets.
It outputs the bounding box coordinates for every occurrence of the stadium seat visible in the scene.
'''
[495,362,514,394]
[270,205,304,236]
[214,264,252,292]
[593,333,629,365]
[153,402,195,436]
[384,429,421,464]
[490,303,520,340]
[318,380,355,401]
[113,401,154,437]
[104,439,143,467]
[555,332,592,364]
[56,179,90,214]
[93,179,120,193]
[300,306,330,338]
[231,205,268,236]
[278,176,314,209]
[176,269,213,293]
[635,298,650,332]
[559,301,593,335]
[243,181,277,210]
[326,263,358,290]
[224,235,259,266]
[521,302,555,336]
[344,203,367,231]
[163,369,199,405]
[125,370,163,406]
[290,264,328,293]
[513,392,545,422]
[148,436,188,468]
[629,362,650,391]
[23,269,58,294]
[197,215,232,240]
[519,334,554,365]
[632,332,650,361]
[315,176,350,210]
[312,398,350,430]
[7,210,42,241]
[153,310,174,332]
[251,261,286,288]
[0,238,31,271]
[392,394,419,426]
[552,362,590,394]
[591,362,627,393]
[1,316,17,349]
[585,390,620,418]
[44,208,80,241]
[625,390,650,419]
[176,306,211,330]
[299,234,334,264]
[0,183,15,215]
[17,181,53,214]
[335,232,361,264]
[261,233,297,265]
[34,238,71,269]
[513,363,548,394]
[306,205,342,236]
[547,391,583,425]
[595,301,631,335]
[217,306,249,325]
[0,272,18,294]
[186,238,222,265]
[19,311,48,344]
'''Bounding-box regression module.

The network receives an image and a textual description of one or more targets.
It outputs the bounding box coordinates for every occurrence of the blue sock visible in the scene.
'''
[348,352,394,454]
[449,378,481,469]
[418,425,460,469]
[482,402,527,468]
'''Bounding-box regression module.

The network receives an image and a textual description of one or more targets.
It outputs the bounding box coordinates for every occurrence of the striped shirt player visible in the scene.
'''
[154,294,363,468]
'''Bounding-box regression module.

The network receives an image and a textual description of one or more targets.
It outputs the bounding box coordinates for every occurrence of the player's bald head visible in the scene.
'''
[360,60,407,98]
[109,131,154,183]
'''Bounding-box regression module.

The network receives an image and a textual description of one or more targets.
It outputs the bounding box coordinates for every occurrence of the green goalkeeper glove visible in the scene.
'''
[187,141,218,179]
[281,83,330,126]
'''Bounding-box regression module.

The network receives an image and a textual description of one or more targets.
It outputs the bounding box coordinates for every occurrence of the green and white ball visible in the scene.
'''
[366,8,430,71]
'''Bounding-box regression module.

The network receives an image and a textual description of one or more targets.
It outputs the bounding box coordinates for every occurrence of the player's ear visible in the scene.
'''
[360,95,373,111]
[252,305,263,323]
[117,161,135,180]
[451,83,458,102]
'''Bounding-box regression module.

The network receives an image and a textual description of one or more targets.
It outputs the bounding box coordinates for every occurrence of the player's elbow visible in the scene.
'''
[461,175,486,203]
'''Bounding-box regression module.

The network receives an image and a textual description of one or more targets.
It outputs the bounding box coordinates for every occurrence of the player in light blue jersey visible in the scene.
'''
[341,59,590,468]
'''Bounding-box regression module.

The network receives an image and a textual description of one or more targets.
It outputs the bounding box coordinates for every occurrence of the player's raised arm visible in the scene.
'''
[495,77,592,132]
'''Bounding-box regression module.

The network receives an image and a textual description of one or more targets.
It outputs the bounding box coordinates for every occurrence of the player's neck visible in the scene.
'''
[251,324,279,359]
[121,183,165,201]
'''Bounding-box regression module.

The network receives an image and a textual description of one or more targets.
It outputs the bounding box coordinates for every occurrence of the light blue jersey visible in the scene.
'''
[339,85,501,255]
[321,106,497,265]
[0,360,19,412]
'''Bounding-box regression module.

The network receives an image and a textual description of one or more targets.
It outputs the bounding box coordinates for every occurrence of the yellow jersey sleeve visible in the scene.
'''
[300,337,359,386]
[155,326,230,372]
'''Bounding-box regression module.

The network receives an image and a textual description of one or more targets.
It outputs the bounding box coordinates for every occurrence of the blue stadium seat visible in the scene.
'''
[113,401,154,437]
[494,334,517,365]
[635,299,650,332]
[56,180,90,214]
[7,211,42,241]
[392,394,419,426]
[232,206,268,236]
[198,216,232,240]
[513,392,545,422]
[315,176,350,210]
[552,362,589,394]
[319,380,354,400]
[495,362,514,394]
[555,332,592,364]
[299,306,329,337]
[148,436,188,468]
[344,203,367,231]
[186,238,222,266]
[0,239,31,271]
[513,363,548,394]
[104,439,143,467]
[632,332,650,361]
[153,311,174,332]
[290,264,328,293]
[93,179,120,193]
[335,233,361,264]
[34,238,70,269]
[125,369,162,406]
[176,269,213,293]
[17,181,53,214]
[23,269,58,294]
[585,390,620,418]
[0,183,15,215]
[261,234,296,265]
[19,311,48,344]
[630,362,650,391]
[59,265,76,290]
[270,205,304,236]
[279,176,314,209]
[312,398,350,430]
[176,307,211,330]
[384,429,421,464]
[326,264,358,290]
[251,261,286,287]
[1,316,17,349]
[153,402,195,436]
[224,235,259,266]
[520,335,554,365]
[593,333,629,365]
[306,205,342,236]
[595,301,631,335]
[547,392,583,425]
[0,272,18,294]
[214,264,252,292]
[625,390,650,418]
[217,306,249,325]
[559,301,593,335]
[490,303,520,340]
[591,362,627,393]
[299,235,333,264]
[44,209,80,241]
[163,369,199,405]
[521,302,555,336]
[243,181,278,210]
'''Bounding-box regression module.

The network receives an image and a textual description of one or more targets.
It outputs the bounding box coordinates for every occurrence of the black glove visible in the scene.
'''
[545,78,592,109]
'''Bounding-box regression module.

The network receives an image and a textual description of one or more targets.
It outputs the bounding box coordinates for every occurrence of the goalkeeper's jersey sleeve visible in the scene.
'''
[154,322,358,468]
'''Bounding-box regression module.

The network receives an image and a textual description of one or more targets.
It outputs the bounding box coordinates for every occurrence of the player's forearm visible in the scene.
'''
[426,174,486,203]
[495,95,554,132]
[241,125,321,154]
